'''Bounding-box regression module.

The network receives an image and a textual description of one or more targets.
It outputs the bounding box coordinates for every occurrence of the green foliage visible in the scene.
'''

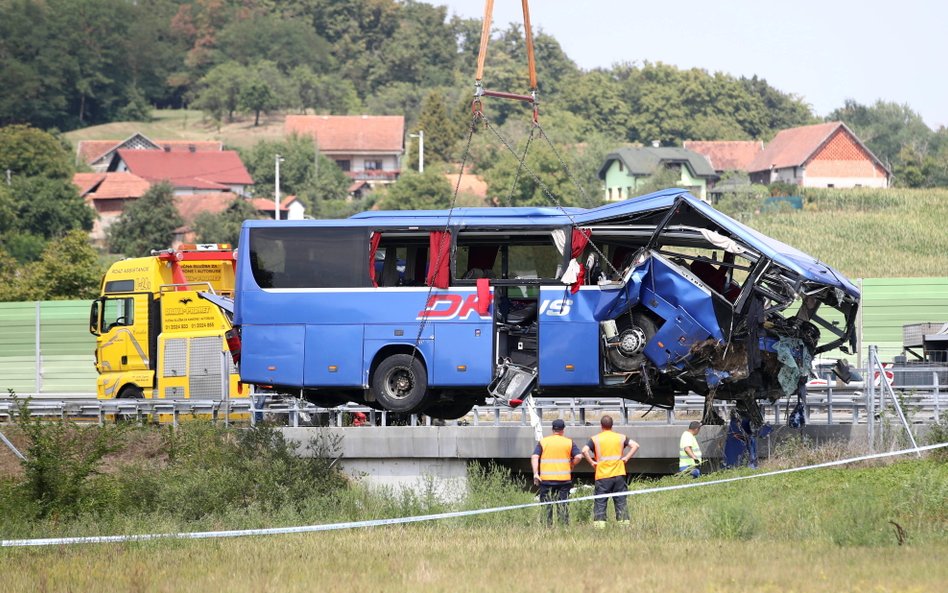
[215,15,334,74]
[9,176,94,240]
[239,61,292,126]
[11,396,125,519]
[191,61,249,124]
[31,229,104,299]
[108,182,182,256]
[240,135,350,211]
[409,90,467,166]
[194,198,261,246]
[377,168,453,210]
[0,124,73,179]
[291,67,362,115]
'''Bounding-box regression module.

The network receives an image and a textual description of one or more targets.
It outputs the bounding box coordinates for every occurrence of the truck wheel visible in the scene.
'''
[371,354,428,413]
[115,385,144,423]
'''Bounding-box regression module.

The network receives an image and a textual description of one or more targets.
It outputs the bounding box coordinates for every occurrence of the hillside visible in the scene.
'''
[63,109,287,150]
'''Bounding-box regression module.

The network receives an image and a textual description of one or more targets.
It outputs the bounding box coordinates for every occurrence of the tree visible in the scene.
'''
[408,90,466,167]
[11,176,94,240]
[240,135,349,211]
[108,182,182,256]
[828,99,934,171]
[191,61,249,124]
[376,169,453,210]
[0,125,74,179]
[216,15,334,74]
[193,198,261,246]
[239,61,292,126]
[291,67,362,114]
[30,230,103,300]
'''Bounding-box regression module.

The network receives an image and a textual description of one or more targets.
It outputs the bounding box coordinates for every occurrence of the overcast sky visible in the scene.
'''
[437,0,946,129]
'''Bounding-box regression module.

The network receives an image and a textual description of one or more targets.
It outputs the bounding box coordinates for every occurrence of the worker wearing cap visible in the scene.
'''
[679,421,703,478]
[531,419,583,526]
[582,415,639,528]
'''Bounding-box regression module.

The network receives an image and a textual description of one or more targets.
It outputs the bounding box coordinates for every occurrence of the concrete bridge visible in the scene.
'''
[281,422,873,497]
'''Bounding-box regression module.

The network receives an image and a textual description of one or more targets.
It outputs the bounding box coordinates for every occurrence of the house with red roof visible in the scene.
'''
[73,171,152,244]
[107,149,254,196]
[747,122,889,188]
[76,132,222,171]
[682,141,763,174]
[285,115,404,194]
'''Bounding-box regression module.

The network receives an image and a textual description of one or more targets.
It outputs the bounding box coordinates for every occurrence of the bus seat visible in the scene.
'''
[506,301,537,325]
[380,251,399,286]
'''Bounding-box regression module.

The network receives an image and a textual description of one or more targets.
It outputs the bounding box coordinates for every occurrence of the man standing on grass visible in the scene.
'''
[532,419,583,526]
[582,415,639,528]
[679,421,703,478]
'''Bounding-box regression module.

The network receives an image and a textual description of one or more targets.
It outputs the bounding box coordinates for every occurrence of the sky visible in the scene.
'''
[436,0,947,129]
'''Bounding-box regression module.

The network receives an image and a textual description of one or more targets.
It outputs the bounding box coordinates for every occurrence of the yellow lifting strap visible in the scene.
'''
[473,0,539,119]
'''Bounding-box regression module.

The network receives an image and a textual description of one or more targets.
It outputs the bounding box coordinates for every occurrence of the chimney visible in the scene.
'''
[163,144,171,152]
[188,144,196,152]
[651,140,660,148]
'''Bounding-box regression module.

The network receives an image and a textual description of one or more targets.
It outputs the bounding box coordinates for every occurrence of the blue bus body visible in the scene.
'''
[234,189,859,418]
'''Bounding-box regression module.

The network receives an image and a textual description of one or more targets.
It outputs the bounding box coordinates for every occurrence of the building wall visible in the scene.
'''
[603,160,709,201]
[804,130,889,188]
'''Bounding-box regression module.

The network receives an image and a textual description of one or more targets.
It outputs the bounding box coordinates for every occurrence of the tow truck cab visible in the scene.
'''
[89,244,245,400]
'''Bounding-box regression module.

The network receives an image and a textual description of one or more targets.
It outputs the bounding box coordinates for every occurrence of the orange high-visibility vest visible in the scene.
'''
[538,434,574,482]
[591,430,627,480]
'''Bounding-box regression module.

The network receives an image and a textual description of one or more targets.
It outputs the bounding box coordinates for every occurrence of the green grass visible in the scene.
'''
[0,419,945,591]
[727,187,948,279]
[63,109,288,150]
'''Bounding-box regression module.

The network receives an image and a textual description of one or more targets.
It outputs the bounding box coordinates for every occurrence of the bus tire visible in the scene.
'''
[371,354,429,413]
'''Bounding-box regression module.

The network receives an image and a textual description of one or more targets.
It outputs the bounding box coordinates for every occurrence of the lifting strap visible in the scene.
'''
[473,0,539,121]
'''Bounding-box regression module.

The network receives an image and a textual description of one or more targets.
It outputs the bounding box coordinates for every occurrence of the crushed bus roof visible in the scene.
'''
[241,188,857,297]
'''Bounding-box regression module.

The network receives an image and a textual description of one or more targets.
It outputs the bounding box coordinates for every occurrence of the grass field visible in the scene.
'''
[2,531,945,593]
[1,453,946,592]
[62,109,287,150]
[718,187,948,280]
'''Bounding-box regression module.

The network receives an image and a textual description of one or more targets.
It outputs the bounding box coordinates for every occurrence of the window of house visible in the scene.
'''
[617,187,623,199]
[627,186,632,197]
[618,161,624,172]
[364,159,383,170]
[608,188,613,200]
[335,159,351,172]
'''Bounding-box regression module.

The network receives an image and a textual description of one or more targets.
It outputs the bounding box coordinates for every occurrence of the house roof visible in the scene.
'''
[682,141,764,172]
[72,172,106,196]
[72,171,152,200]
[112,149,254,187]
[747,121,888,173]
[598,147,717,180]
[76,134,222,165]
[174,193,237,230]
[285,115,405,153]
[248,197,289,212]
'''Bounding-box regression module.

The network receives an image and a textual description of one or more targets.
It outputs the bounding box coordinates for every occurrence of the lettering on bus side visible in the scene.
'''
[415,295,572,320]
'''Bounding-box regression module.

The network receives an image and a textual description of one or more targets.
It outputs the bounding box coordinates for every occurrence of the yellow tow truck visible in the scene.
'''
[89,244,245,402]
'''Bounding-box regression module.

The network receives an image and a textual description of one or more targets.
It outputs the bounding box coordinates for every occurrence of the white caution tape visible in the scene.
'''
[3,442,946,548]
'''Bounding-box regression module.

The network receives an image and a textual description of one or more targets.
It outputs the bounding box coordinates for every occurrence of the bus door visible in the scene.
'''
[537,286,600,386]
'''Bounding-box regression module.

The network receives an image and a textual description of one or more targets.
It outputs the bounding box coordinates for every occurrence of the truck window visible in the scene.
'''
[103,298,134,331]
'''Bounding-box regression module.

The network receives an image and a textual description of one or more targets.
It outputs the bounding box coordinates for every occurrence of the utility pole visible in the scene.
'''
[409,130,424,173]
[5,169,10,185]
[275,154,285,220]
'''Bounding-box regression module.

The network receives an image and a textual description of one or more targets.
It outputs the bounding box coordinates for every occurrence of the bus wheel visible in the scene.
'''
[371,354,428,413]
[424,399,475,421]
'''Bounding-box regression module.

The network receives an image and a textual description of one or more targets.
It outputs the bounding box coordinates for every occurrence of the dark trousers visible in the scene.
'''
[538,481,572,525]
[593,476,629,521]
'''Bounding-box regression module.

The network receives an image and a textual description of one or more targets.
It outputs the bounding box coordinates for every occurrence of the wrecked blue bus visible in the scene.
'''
[232,188,859,420]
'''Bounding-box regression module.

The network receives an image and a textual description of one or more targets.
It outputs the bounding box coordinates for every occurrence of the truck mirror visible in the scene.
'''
[89,299,100,336]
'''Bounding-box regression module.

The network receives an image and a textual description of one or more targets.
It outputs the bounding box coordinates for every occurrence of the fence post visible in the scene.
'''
[934,372,941,421]
[35,301,42,394]
[855,278,864,369]
[867,349,875,452]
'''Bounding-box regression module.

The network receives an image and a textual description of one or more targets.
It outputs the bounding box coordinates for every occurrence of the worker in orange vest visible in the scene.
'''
[582,415,640,528]
[531,419,583,526]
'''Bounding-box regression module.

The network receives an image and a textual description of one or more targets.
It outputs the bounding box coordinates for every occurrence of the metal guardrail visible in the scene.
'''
[0,381,942,429]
